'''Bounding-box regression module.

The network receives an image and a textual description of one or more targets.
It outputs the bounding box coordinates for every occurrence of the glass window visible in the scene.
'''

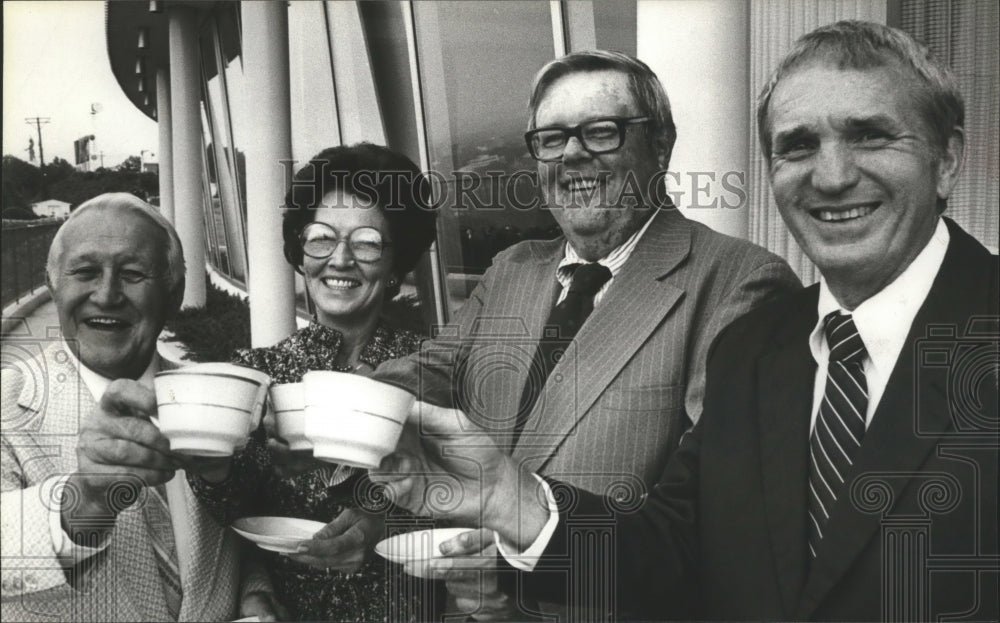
[412,1,561,317]
[199,101,232,278]
[200,17,248,283]
[593,0,637,56]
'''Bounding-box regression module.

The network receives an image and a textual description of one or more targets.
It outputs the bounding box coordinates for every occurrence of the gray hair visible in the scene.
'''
[527,50,677,168]
[756,20,964,162]
[46,193,185,301]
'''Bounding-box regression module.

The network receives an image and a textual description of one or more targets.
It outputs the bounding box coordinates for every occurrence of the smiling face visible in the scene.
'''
[51,207,175,379]
[534,69,660,260]
[766,62,963,308]
[302,190,395,328]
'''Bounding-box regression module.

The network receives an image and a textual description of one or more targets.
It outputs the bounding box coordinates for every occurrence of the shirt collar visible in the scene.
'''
[809,217,950,377]
[63,342,161,402]
[558,210,657,281]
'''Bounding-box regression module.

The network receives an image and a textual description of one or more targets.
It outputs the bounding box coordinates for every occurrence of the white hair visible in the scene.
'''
[46,193,185,301]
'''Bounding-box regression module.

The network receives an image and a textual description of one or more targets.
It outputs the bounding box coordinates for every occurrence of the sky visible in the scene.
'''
[3,1,158,168]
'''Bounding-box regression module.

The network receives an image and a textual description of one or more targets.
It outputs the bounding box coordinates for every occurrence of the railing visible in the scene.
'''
[1,219,63,309]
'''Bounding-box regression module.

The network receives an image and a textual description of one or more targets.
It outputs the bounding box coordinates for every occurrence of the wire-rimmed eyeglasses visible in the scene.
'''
[299,222,390,263]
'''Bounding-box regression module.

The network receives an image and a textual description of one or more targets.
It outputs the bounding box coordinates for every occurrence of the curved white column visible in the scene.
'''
[168,6,206,308]
[156,68,174,224]
[242,1,296,347]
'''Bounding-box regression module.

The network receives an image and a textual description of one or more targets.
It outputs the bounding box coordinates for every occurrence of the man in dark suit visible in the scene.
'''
[373,21,998,621]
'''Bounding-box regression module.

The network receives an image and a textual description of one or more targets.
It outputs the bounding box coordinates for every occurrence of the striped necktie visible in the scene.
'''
[808,312,868,558]
[145,484,183,620]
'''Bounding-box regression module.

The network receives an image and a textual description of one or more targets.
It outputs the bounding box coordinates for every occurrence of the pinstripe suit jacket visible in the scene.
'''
[1,343,241,622]
[376,208,800,496]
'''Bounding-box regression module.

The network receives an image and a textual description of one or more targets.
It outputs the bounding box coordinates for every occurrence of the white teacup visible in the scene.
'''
[303,371,414,469]
[269,382,310,451]
[154,363,270,456]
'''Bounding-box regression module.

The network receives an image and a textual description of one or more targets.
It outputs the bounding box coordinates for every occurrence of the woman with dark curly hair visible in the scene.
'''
[187,143,439,621]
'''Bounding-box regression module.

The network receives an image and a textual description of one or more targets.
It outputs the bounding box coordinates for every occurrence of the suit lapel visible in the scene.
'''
[757,288,817,617]
[512,210,690,467]
[796,220,996,618]
[16,344,91,476]
[476,242,563,451]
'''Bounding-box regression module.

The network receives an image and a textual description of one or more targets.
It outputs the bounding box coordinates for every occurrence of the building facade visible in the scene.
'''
[29,199,71,219]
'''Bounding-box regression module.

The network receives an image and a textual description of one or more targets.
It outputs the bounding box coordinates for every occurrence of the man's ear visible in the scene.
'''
[935,126,965,201]
[655,143,671,171]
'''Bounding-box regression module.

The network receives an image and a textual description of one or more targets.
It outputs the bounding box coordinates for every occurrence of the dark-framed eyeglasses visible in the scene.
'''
[299,222,390,263]
[524,116,651,162]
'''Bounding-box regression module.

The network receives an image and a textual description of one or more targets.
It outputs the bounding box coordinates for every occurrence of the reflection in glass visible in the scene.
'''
[413,1,561,315]
[199,18,247,283]
[199,101,231,278]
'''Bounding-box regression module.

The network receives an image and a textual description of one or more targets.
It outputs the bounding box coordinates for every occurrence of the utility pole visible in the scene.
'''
[25,117,49,167]
[26,117,51,196]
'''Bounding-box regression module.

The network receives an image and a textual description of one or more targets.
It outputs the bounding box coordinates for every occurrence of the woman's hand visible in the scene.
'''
[178,455,233,483]
[286,507,385,571]
[262,409,326,479]
[266,438,327,479]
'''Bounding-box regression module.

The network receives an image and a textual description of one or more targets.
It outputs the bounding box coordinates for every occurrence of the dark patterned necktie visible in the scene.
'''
[514,263,613,444]
[808,312,868,557]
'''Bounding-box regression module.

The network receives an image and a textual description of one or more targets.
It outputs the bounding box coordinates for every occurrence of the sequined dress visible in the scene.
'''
[188,322,438,622]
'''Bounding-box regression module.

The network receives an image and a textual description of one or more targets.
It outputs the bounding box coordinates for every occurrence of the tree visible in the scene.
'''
[2,206,40,220]
[2,155,43,209]
[2,153,159,211]
[119,155,142,172]
[43,157,76,185]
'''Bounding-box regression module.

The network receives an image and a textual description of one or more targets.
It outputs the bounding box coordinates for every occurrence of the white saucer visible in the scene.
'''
[375,528,481,577]
[231,516,325,554]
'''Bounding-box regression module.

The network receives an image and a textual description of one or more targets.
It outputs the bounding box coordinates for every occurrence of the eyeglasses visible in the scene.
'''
[299,222,390,262]
[524,116,651,162]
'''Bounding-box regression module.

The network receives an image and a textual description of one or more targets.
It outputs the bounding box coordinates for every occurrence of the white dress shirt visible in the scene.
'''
[48,347,176,562]
[497,211,658,570]
[808,217,949,431]
[500,217,951,571]
[555,209,657,307]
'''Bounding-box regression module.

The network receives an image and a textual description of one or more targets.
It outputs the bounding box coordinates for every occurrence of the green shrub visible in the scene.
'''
[165,282,250,362]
